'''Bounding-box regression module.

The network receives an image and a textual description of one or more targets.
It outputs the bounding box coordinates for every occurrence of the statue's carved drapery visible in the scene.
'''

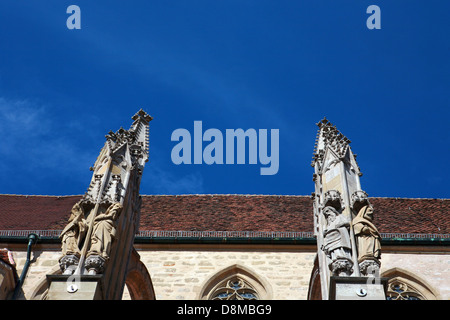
[60,201,87,257]
[352,204,381,275]
[59,202,87,274]
[59,201,123,275]
[322,206,353,276]
[87,202,122,259]
[353,205,381,261]
[83,202,123,274]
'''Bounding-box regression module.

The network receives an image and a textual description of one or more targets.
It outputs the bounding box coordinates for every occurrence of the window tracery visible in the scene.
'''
[211,277,259,300]
[199,264,272,300]
[383,268,439,300]
[386,280,423,300]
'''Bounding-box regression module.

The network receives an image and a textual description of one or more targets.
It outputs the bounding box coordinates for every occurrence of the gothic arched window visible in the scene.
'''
[211,277,259,300]
[386,280,423,300]
[199,264,272,300]
[382,268,439,300]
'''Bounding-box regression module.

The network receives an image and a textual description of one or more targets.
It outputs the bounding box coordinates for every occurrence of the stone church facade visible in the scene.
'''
[0,111,448,300]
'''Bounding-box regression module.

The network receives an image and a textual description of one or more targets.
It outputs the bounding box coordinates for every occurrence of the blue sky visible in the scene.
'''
[0,1,448,198]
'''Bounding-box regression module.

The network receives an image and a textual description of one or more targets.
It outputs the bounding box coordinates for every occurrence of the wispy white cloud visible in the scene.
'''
[0,98,50,137]
[0,97,204,195]
[0,97,95,189]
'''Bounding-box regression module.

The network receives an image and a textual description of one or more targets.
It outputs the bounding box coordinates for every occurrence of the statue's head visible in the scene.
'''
[365,205,374,220]
[70,201,84,219]
[358,204,374,221]
[323,206,339,221]
[111,202,122,211]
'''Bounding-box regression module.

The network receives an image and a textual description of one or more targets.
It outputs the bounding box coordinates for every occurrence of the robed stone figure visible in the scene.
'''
[60,201,87,257]
[87,202,123,260]
[322,206,353,275]
[352,205,381,263]
[59,201,87,274]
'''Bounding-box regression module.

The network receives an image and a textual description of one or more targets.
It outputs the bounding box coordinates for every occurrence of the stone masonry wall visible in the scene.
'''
[7,245,61,300]
[4,243,450,300]
[135,246,316,300]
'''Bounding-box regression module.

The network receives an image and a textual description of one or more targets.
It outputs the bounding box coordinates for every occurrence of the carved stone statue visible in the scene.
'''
[85,202,123,274]
[352,204,381,275]
[59,201,87,274]
[321,206,353,276]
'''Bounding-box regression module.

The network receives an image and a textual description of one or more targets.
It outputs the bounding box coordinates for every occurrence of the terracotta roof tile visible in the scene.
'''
[0,194,448,235]
[139,195,313,232]
[0,195,81,230]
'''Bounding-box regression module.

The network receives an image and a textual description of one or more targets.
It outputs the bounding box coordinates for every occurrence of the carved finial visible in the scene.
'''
[132,109,153,123]
[316,117,329,127]
[312,118,351,164]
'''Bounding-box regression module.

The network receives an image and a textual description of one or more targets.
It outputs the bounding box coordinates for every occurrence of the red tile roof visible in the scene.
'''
[139,195,314,233]
[0,194,448,236]
[0,195,81,231]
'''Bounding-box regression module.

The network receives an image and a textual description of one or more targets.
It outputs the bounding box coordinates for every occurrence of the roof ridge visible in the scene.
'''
[140,194,312,197]
[0,194,82,197]
[369,196,450,200]
[0,194,448,200]
[1,229,449,240]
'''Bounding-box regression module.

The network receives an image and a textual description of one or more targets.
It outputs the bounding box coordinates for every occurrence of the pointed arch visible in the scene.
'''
[29,249,155,300]
[198,264,272,300]
[124,248,155,300]
[382,268,440,300]
[307,255,322,300]
[29,265,61,300]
